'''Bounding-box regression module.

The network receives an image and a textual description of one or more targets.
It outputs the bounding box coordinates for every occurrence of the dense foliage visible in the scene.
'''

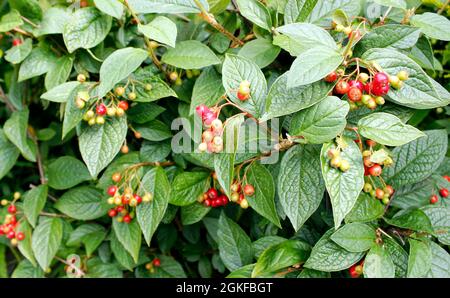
[0,0,449,278]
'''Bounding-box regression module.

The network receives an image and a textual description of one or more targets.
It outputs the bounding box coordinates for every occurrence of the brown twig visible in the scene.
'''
[438,0,449,14]
[0,85,17,112]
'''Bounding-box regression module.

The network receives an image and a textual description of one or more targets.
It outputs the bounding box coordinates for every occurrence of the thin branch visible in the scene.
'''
[438,0,449,14]
[31,136,47,185]
[29,184,58,202]
[13,27,33,37]
[0,85,17,112]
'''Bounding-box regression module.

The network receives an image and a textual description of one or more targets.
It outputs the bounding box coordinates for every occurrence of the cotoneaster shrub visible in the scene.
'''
[0,0,449,278]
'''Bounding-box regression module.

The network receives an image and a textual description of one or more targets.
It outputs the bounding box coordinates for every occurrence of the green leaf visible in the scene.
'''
[0,129,20,181]
[94,0,124,19]
[407,239,431,278]
[236,0,272,30]
[383,237,408,277]
[97,47,148,98]
[63,7,112,53]
[410,12,450,41]
[284,0,318,24]
[426,241,450,278]
[362,48,450,109]
[345,193,384,223]
[289,96,349,144]
[298,268,330,278]
[181,203,211,225]
[161,40,220,69]
[18,47,57,82]
[372,0,406,9]
[134,120,172,142]
[358,112,425,146]
[363,244,395,278]
[0,9,23,32]
[41,81,80,103]
[217,213,253,271]
[4,38,32,64]
[288,46,343,88]
[421,206,450,245]
[383,130,448,188]
[330,223,376,252]
[138,16,177,48]
[355,25,420,55]
[8,0,42,22]
[278,145,325,231]
[410,36,435,70]
[23,185,48,228]
[112,220,142,263]
[141,255,187,277]
[384,209,433,233]
[32,217,63,270]
[239,38,280,68]
[261,72,333,121]
[128,103,166,123]
[246,162,281,227]
[37,7,71,36]
[170,171,210,206]
[16,220,37,267]
[252,240,310,277]
[48,156,91,190]
[85,258,123,278]
[55,186,109,220]
[390,179,433,209]
[227,264,256,278]
[222,54,267,118]
[213,153,235,198]
[62,84,93,138]
[45,56,74,91]
[127,0,208,14]
[320,137,365,228]
[68,224,106,257]
[304,229,364,272]
[79,116,128,178]
[110,231,136,271]
[273,22,337,56]
[12,260,44,278]
[140,140,171,162]
[252,236,288,258]
[3,109,36,162]
[190,67,225,115]
[137,167,171,245]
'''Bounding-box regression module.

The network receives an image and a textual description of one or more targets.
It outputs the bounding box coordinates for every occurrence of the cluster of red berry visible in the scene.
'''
[195,105,224,153]
[145,257,161,273]
[325,70,408,111]
[349,261,364,278]
[237,80,251,101]
[0,194,25,246]
[198,188,229,208]
[327,148,350,172]
[430,176,449,204]
[106,172,153,224]
[230,182,254,209]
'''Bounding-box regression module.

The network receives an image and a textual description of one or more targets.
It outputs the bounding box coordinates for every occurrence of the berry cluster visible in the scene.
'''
[326,69,408,111]
[105,172,153,224]
[198,188,229,208]
[168,69,201,86]
[429,176,449,204]
[0,194,25,246]
[237,80,251,101]
[145,257,161,273]
[230,182,254,209]
[349,261,364,278]
[327,148,350,172]
[361,140,395,204]
[195,105,224,153]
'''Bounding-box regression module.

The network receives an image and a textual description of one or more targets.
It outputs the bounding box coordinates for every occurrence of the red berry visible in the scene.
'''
[374,72,389,85]
[7,205,16,214]
[134,194,142,204]
[196,104,210,118]
[430,195,439,204]
[203,199,211,207]
[220,195,228,206]
[385,185,394,196]
[443,175,450,182]
[108,209,118,217]
[334,81,350,95]
[123,214,132,223]
[366,140,376,147]
[118,101,129,111]
[368,164,382,176]
[10,216,17,225]
[243,184,255,196]
[12,39,22,46]
[214,198,222,207]
[237,91,250,101]
[6,230,15,239]
[96,103,107,116]
[207,188,218,200]
[347,87,362,102]
[349,266,360,278]
[371,83,390,96]
[122,195,130,205]
[107,186,117,196]
[153,258,161,267]
[203,112,217,126]
[116,206,125,212]
[16,232,25,241]
[375,188,385,199]
[439,188,449,198]
[324,72,337,83]
[348,80,363,91]
[80,0,88,7]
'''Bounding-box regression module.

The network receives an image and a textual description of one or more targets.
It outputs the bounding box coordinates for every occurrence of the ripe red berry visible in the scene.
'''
[12,39,22,46]
[439,188,449,198]
[118,101,129,111]
[443,175,450,182]
[243,184,255,196]
[153,258,161,267]
[348,80,363,91]
[207,188,218,199]
[368,164,382,176]
[6,230,15,239]
[16,232,25,241]
[80,0,88,7]
[123,214,132,223]
[334,81,350,95]
[237,91,250,101]
[107,186,117,196]
[375,188,385,199]
[347,87,362,102]
[366,140,376,147]
[203,199,211,207]
[374,72,389,85]
[108,209,118,217]
[324,72,337,83]
[349,266,360,278]
[7,205,16,214]
[196,104,210,118]
[134,194,142,204]
[430,195,439,204]
[385,185,394,196]
[96,104,107,116]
